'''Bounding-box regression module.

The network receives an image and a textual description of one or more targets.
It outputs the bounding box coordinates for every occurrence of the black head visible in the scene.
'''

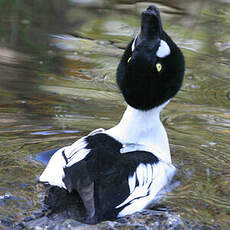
[116,5,185,110]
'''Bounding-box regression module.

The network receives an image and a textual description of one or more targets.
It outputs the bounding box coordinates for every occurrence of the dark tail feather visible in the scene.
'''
[63,161,97,224]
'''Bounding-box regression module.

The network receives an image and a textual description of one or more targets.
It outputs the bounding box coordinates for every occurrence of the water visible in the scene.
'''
[0,0,229,229]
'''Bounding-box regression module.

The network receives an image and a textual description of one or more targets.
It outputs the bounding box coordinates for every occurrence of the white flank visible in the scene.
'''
[39,147,67,188]
[156,40,171,58]
[116,161,176,217]
[39,128,104,188]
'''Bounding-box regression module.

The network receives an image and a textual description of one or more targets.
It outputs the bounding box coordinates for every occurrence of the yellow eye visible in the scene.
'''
[156,63,162,72]
[127,57,131,63]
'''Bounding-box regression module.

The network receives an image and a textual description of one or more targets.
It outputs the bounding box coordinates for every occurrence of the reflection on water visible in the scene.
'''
[0,0,229,229]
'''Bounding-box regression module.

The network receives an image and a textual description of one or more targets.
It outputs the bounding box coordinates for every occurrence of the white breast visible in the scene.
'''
[104,102,171,164]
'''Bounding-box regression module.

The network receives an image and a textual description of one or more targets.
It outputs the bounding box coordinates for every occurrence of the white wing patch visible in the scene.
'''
[39,128,104,188]
[128,171,136,194]
[156,40,171,58]
[116,161,176,217]
[65,139,89,167]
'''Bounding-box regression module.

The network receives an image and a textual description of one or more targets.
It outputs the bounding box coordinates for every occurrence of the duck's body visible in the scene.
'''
[40,104,175,222]
[39,5,185,224]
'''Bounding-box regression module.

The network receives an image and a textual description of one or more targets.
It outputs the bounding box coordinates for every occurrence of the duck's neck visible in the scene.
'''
[105,101,171,163]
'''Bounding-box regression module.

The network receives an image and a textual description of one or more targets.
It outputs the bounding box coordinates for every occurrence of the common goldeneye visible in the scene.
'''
[39,5,185,224]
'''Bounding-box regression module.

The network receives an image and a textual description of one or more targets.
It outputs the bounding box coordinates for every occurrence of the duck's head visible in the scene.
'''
[117,5,185,111]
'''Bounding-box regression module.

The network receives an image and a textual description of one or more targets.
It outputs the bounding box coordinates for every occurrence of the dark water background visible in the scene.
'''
[0,0,229,229]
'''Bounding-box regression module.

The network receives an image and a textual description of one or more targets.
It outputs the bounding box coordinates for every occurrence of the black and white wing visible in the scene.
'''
[115,160,176,217]
[91,149,176,220]
[39,128,104,188]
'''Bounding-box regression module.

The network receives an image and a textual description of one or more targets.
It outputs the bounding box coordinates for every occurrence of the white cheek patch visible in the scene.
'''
[131,35,138,51]
[156,40,170,58]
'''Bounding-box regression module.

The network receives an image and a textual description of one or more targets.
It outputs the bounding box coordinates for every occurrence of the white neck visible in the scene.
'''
[104,101,171,163]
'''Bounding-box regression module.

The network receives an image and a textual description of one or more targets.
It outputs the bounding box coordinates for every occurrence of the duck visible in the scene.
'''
[39,5,185,224]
